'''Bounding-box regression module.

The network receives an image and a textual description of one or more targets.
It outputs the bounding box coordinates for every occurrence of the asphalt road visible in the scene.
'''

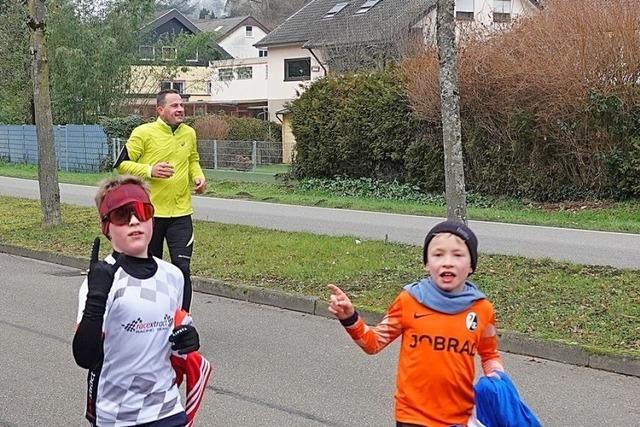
[1,176,640,269]
[1,253,638,426]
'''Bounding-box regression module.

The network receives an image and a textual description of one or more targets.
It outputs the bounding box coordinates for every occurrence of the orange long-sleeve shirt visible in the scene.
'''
[343,290,503,427]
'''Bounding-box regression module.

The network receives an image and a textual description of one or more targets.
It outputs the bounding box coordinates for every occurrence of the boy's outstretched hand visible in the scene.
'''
[327,284,355,320]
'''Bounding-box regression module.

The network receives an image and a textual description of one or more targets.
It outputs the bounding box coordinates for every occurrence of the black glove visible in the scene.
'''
[83,237,119,320]
[169,325,200,355]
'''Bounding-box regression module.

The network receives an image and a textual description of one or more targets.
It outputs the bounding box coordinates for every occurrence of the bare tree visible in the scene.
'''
[436,0,466,223]
[27,0,61,227]
[156,0,198,15]
[227,0,307,28]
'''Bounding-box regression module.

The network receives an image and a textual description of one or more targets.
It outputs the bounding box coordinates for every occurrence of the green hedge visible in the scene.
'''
[460,92,640,200]
[288,70,640,200]
[99,115,149,140]
[222,116,281,142]
[290,70,422,183]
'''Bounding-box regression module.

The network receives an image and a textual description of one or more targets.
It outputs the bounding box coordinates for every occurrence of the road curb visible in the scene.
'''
[0,244,88,270]
[2,243,638,378]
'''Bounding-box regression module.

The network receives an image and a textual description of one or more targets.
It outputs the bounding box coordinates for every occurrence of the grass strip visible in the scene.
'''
[0,195,637,357]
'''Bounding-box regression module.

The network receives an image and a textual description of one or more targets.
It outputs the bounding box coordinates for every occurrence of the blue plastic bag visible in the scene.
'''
[474,371,542,427]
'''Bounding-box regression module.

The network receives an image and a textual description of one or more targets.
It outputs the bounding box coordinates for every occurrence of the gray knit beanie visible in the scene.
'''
[422,221,478,273]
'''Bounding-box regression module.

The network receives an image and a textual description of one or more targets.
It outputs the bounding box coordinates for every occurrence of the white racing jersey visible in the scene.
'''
[76,255,185,426]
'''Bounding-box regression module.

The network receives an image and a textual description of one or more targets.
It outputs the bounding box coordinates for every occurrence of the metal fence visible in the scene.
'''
[111,138,283,172]
[198,140,282,171]
[1,125,283,173]
[0,125,109,172]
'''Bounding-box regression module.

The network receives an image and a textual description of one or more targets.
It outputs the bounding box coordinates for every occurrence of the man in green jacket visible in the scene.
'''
[115,89,206,311]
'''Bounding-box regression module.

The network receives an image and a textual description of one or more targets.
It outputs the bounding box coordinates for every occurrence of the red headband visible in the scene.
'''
[99,184,151,236]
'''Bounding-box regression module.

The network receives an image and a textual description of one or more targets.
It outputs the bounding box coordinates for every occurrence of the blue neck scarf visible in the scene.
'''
[403,277,486,314]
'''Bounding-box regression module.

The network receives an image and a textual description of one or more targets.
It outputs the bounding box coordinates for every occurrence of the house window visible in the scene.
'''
[259,48,268,57]
[324,2,349,19]
[219,68,234,81]
[186,49,199,63]
[284,57,311,81]
[160,81,185,93]
[456,0,474,21]
[493,0,512,23]
[355,0,381,15]
[236,66,253,80]
[245,25,253,37]
[161,46,177,61]
[456,11,474,21]
[139,45,154,61]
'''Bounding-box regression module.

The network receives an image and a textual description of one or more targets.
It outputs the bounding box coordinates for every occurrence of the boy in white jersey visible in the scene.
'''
[73,175,200,427]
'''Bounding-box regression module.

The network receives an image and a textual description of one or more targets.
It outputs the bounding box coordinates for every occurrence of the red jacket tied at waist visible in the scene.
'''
[171,309,212,427]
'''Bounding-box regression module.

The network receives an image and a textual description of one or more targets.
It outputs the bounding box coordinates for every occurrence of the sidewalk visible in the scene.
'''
[2,243,638,378]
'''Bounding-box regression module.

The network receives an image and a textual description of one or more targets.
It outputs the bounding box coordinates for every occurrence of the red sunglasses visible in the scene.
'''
[101,201,155,226]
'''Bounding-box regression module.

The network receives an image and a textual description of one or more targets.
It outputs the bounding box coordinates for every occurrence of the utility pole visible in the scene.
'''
[436,0,467,223]
[27,0,61,227]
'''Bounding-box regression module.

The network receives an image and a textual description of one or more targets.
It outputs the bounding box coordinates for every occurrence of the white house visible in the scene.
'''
[419,0,541,40]
[454,0,539,25]
[127,9,271,117]
[208,56,269,116]
[257,45,325,123]
[252,0,542,161]
[193,15,270,59]
[198,16,272,115]
[254,0,542,121]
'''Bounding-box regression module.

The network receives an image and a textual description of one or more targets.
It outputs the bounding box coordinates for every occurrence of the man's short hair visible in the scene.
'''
[157,89,180,106]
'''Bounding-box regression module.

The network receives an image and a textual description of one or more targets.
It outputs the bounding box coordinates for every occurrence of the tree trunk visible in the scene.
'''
[27,0,61,227]
[436,0,467,223]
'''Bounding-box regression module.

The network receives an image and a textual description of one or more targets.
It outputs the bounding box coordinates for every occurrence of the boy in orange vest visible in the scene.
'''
[328,221,503,427]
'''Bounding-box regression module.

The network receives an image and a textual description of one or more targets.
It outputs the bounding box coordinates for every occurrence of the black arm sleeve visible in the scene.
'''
[72,316,104,369]
[112,145,130,169]
[182,277,192,312]
[339,311,359,327]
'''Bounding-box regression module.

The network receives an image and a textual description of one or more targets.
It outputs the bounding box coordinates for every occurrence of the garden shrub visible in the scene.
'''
[97,115,148,171]
[402,0,640,200]
[193,114,281,170]
[222,116,281,142]
[192,115,231,140]
[99,115,148,139]
[296,177,494,208]
[297,177,443,203]
[290,69,422,183]
[404,128,445,193]
[603,137,640,199]
[289,1,640,201]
